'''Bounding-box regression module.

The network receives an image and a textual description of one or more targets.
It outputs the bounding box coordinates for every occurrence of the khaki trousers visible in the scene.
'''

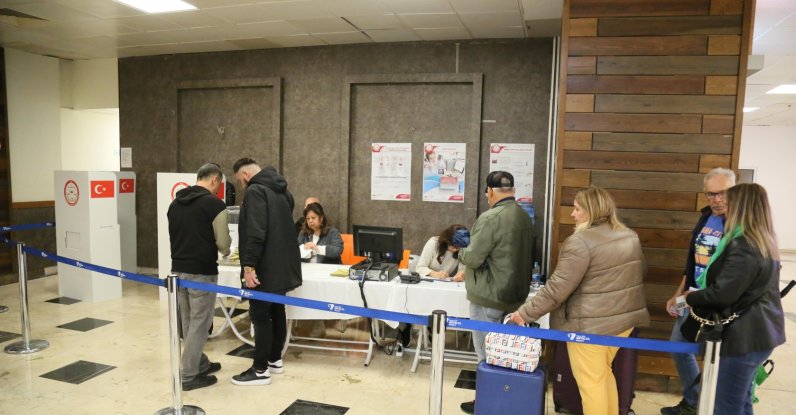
[567,327,634,415]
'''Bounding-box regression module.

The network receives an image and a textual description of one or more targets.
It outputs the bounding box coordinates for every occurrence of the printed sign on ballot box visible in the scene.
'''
[119,178,135,194]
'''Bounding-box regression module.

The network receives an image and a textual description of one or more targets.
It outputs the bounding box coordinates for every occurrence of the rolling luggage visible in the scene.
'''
[553,329,638,415]
[475,361,546,415]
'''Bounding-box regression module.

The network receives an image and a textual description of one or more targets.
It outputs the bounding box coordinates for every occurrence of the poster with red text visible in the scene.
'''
[371,143,411,201]
[489,143,534,203]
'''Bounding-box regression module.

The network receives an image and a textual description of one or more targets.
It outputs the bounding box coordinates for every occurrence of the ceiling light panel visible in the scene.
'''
[767,84,796,94]
[114,0,197,14]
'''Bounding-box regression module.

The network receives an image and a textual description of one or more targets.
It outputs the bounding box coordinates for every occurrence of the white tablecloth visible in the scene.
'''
[218,263,548,328]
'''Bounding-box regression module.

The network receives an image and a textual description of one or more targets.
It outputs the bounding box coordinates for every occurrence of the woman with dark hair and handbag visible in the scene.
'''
[509,186,650,415]
[683,183,785,414]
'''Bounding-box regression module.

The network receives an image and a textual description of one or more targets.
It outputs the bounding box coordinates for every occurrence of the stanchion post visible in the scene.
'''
[154,274,205,415]
[697,338,721,415]
[428,310,447,415]
[5,242,49,354]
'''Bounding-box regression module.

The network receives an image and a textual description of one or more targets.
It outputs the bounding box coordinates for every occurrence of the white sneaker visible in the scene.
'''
[268,360,284,374]
[231,367,271,386]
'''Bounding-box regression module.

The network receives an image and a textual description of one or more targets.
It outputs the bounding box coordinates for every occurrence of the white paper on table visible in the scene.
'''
[298,244,312,259]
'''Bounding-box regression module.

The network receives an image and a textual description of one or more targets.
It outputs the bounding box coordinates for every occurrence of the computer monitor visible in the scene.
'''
[352,224,403,264]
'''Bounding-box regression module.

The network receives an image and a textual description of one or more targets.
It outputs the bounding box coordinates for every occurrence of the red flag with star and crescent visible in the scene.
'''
[90,180,115,198]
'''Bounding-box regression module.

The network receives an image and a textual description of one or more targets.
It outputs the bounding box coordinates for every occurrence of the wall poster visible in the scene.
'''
[422,142,466,203]
[371,143,411,201]
[489,143,534,203]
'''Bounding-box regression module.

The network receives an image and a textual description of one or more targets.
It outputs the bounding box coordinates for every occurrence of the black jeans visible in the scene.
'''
[249,298,287,371]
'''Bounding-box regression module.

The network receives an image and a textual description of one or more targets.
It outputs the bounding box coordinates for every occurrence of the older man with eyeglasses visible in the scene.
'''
[660,167,736,415]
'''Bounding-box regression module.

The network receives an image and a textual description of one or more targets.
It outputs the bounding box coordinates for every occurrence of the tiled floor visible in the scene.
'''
[1,255,795,414]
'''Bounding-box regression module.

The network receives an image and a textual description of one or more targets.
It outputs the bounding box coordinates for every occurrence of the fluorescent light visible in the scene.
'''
[743,107,759,113]
[766,84,796,94]
[115,0,196,14]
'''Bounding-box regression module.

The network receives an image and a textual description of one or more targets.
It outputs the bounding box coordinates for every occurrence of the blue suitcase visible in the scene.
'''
[475,361,546,415]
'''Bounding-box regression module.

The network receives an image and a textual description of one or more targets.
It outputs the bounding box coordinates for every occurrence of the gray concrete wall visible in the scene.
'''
[119,39,553,267]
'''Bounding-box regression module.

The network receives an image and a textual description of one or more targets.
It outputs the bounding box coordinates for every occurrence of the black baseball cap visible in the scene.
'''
[485,171,514,192]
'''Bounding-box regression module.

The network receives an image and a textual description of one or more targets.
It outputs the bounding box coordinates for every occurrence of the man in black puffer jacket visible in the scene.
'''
[230,158,302,386]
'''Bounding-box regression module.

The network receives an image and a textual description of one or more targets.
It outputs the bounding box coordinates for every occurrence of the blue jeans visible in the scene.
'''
[670,312,700,406]
[469,303,505,362]
[713,348,772,415]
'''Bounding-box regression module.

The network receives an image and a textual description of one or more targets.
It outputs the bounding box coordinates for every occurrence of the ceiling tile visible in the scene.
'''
[381,0,453,14]
[323,0,392,16]
[204,5,277,24]
[160,10,232,28]
[458,12,522,28]
[268,34,326,47]
[364,28,420,42]
[45,19,140,39]
[313,30,370,44]
[449,0,519,14]
[289,17,357,33]
[344,14,404,30]
[753,27,796,54]
[52,0,144,19]
[115,31,177,47]
[256,0,336,20]
[112,15,184,32]
[230,20,306,37]
[414,26,471,41]
[469,25,524,39]
[521,0,563,20]
[168,40,244,53]
[399,13,462,28]
[9,2,99,23]
[227,37,282,49]
[184,0,259,7]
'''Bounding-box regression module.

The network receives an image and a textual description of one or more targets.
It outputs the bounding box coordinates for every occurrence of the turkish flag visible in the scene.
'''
[90,180,115,198]
[215,181,225,201]
[119,178,135,193]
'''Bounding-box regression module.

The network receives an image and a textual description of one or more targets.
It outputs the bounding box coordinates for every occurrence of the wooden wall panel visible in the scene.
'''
[563,150,700,172]
[557,0,753,380]
[592,132,733,154]
[597,56,739,75]
[598,15,742,36]
[570,18,598,36]
[569,36,707,56]
[567,75,705,95]
[570,0,710,18]
[566,113,703,133]
[591,171,704,192]
[560,187,697,211]
[594,94,736,114]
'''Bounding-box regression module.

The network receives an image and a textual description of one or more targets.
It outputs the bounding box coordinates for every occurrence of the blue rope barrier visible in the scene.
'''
[0,233,701,355]
[1,222,55,232]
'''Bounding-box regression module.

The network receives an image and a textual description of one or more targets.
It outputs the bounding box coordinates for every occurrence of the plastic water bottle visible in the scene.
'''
[531,261,541,289]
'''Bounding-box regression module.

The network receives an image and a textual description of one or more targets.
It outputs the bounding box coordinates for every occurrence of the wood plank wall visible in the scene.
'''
[555,0,755,390]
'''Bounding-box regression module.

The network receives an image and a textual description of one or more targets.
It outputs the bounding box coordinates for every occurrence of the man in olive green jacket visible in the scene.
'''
[457,171,534,414]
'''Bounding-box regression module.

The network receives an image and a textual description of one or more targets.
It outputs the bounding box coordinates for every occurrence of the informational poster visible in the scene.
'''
[422,142,466,203]
[371,143,411,201]
[489,143,535,203]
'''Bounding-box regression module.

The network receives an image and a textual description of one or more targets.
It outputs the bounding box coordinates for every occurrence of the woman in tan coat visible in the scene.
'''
[510,186,649,415]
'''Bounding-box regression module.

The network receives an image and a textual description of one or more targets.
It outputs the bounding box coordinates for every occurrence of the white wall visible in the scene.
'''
[72,58,118,110]
[60,109,120,171]
[739,125,796,251]
[5,48,62,202]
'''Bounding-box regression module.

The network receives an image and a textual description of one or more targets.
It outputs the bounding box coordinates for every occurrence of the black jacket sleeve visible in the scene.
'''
[241,187,269,268]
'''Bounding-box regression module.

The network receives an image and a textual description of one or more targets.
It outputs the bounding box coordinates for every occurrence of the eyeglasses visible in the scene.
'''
[705,191,727,200]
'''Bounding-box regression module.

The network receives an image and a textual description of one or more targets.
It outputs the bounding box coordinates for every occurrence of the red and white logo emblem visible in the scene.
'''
[90,180,115,198]
[119,178,135,194]
[171,182,189,200]
[64,180,80,206]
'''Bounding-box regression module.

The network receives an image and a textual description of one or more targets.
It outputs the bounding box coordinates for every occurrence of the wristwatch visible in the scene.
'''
[244,266,255,273]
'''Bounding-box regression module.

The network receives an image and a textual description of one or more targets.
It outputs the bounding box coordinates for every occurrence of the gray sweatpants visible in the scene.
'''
[176,272,217,382]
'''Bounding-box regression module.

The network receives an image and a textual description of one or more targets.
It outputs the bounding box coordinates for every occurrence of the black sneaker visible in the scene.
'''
[182,374,217,391]
[231,367,271,386]
[200,362,221,376]
[661,399,696,415]
[268,360,284,374]
[460,400,475,414]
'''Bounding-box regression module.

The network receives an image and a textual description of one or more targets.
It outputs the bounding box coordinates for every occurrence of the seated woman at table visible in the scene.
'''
[298,202,343,264]
[416,224,467,281]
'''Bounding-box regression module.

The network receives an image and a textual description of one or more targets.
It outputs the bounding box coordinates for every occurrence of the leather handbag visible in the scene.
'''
[680,308,734,343]
[484,316,542,373]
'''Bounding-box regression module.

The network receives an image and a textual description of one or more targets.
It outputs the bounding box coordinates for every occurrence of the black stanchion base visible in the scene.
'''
[5,339,48,354]
[0,305,8,313]
[154,406,206,415]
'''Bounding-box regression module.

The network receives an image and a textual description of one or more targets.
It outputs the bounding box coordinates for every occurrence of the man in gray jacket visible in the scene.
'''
[168,163,231,391]
[456,171,534,414]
